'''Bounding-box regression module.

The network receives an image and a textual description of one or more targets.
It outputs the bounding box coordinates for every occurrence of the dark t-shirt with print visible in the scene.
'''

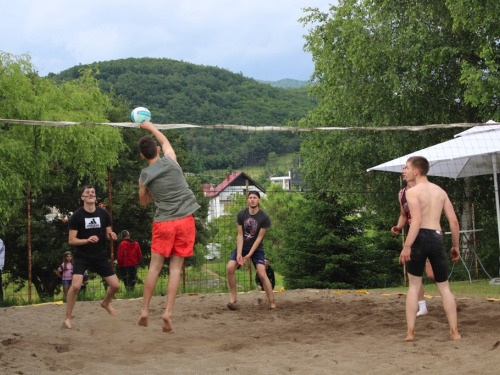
[68,207,112,257]
[236,208,271,251]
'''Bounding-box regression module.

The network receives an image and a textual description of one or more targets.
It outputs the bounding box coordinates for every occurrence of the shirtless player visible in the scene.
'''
[392,167,435,317]
[398,156,461,341]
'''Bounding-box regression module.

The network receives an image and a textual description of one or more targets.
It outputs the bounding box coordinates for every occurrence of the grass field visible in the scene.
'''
[205,153,297,181]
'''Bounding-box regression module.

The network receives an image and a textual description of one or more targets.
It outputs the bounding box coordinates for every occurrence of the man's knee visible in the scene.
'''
[257,270,267,280]
[227,261,238,275]
[70,283,82,293]
[105,276,121,291]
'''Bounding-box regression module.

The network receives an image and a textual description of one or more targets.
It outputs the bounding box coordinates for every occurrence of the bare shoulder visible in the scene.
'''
[427,182,450,207]
[406,184,421,195]
[430,182,447,194]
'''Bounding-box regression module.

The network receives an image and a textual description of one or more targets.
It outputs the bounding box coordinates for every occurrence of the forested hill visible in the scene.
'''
[52,57,317,172]
[258,79,309,88]
[52,57,315,126]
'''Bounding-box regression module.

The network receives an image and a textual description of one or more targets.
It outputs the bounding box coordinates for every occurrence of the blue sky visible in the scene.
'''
[1,1,334,81]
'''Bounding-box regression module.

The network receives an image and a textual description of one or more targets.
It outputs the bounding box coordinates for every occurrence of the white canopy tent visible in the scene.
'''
[367,121,500,275]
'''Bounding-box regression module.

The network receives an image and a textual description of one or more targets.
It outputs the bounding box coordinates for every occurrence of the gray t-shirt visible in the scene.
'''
[139,155,200,222]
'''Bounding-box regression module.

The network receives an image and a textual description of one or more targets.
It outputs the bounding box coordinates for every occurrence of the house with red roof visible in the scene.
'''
[205,172,266,222]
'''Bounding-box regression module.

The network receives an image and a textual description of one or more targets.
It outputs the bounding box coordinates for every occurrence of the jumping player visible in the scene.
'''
[137,121,200,332]
[64,185,119,329]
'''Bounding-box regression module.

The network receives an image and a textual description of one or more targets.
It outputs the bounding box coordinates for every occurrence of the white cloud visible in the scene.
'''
[1,0,334,80]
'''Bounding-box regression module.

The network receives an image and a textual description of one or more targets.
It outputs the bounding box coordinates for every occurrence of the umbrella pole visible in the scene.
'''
[472,203,478,279]
[492,154,500,276]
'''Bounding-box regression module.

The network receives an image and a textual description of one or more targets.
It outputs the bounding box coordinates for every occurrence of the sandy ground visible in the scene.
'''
[1,289,500,374]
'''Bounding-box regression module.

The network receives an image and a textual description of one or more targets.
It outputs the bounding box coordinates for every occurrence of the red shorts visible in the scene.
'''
[151,215,195,258]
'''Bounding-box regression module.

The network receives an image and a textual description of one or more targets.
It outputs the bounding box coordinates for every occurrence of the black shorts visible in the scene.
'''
[73,252,115,278]
[406,228,449,283]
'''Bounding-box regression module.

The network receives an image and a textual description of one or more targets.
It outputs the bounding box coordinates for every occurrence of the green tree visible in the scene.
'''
[0,52,125,300]
[259,184,306,266]
[298,1,500,275]
[0,52,125,221]
[274,192,400,289]
[446,0,500,117]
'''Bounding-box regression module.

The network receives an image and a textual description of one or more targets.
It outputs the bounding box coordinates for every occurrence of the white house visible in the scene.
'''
[269,168,303,191]
[204,172,266,222]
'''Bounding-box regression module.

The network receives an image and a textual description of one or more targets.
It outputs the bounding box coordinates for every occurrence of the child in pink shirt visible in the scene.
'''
[56,251,74,299]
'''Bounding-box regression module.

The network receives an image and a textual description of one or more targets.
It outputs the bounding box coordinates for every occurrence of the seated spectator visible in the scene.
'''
[255,257,275,291]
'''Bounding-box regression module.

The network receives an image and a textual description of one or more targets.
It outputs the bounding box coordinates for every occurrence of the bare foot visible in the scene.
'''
[450,333,462,341]
[404,334,415,342]
[138,315,148,327]
[101,302,117,316]
[63,318,72,329]
[269,302,276,309]
[162,316,173,333]
[227,301,240,310]
[405,331,415,342]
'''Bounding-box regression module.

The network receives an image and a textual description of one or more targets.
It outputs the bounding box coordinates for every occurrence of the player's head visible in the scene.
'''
[407,156,429,177]
[121,230,130,239]
[139,136,158,160]
[264,257,270,267]
[80,185,96,205]
[247,191,261,208]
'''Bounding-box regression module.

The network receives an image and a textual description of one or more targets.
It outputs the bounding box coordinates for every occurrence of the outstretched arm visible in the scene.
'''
[140,121,177,164]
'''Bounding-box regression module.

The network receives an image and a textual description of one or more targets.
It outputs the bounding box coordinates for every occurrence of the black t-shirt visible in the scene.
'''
[236,208,271,251]
[68,207,112,257]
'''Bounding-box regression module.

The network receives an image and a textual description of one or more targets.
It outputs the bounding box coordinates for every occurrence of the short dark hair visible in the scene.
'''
[248,190,260,198]
[407,156,430,176]
[139,136,158,160]
[80,185,95,197]
[121,230,130,239]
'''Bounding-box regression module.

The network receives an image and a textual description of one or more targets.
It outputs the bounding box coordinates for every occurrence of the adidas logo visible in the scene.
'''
[85,217,101,229]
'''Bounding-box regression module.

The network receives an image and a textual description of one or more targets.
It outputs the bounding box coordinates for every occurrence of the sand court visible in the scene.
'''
[1,289,500,374]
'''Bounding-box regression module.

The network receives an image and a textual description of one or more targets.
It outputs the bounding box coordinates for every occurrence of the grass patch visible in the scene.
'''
[372,279,500,298]
[205,153,297,181]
